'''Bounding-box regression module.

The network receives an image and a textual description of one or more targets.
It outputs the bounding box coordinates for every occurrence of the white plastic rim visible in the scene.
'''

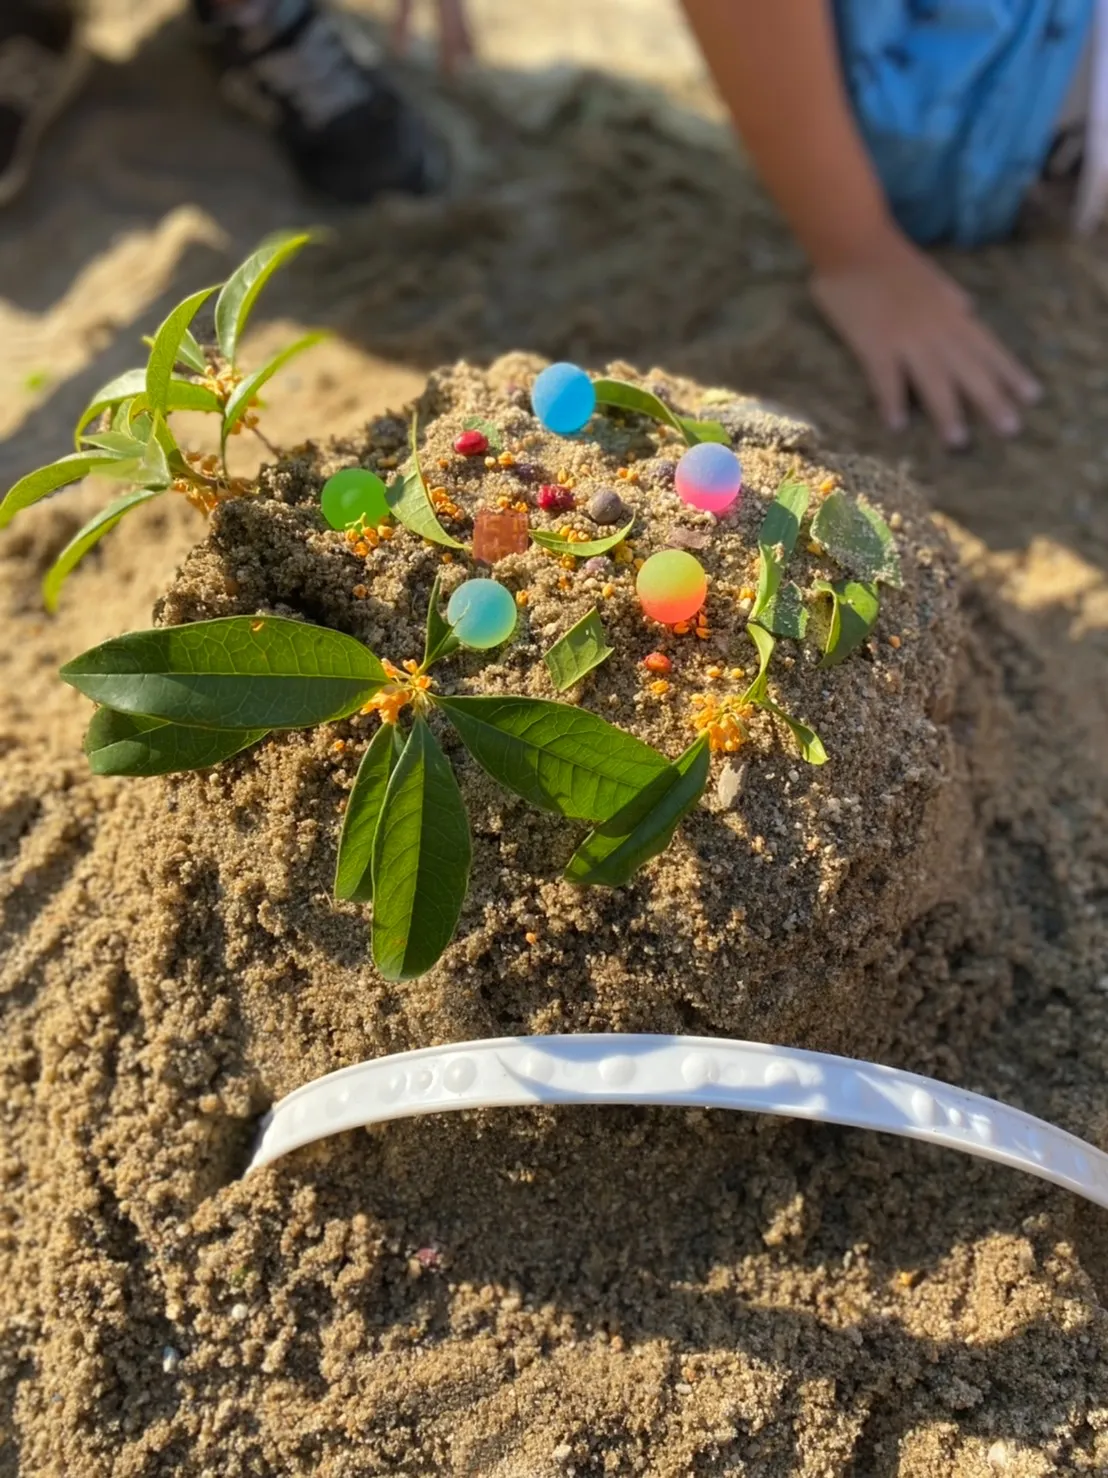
[248,1033,1108,1210]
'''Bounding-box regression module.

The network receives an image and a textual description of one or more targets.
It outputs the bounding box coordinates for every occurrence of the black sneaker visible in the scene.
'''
[0,0,88,207]
[191,0,444,204]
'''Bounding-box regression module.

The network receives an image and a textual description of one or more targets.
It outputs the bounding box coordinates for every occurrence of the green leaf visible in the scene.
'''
[751,537,784,625]
[758,479,811,558]
[0,453,122,529]
[565,734,709,887]
[145,328,207,374]
[542,609,613,692]
[422,574,461,668]
[42,488,163,613]
[371,716,471,982]
[741,622,776,705]
[461,415,503,451]
[221,331,327,448]
[385,417,464,549]
[334,722,401,901]
[435,694,668,822]
[60,616,387,730]
[84,708,266,776]
[750,480,812,626]
[214,231,312,365]
[810,491,902,588]
[74,370,222,447]
[78,430,147,458]
[760,700,828,766]
[386,467,465,550]
[175,328,208,374]
[814,578,880,667]
[530,517,634,560]
[592,378,729,446]
[146,286,218,416]
[756,580,809,640]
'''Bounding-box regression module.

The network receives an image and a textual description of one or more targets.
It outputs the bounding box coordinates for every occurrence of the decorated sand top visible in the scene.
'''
[37,347,969,1065]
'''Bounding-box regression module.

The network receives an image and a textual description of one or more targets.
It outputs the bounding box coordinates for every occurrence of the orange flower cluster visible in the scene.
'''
[673,612,711,640]
[365,660,433,725]
[430,485,465,522]
[689,693,750,753]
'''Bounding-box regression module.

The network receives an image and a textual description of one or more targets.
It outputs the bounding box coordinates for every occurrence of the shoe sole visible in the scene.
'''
[0,43,92,208]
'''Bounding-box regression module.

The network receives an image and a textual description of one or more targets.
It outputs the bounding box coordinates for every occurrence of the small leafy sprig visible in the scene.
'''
[61,577,710,982]
[1,232,323,611]
[689,478,902,766]
[592,379,729,446]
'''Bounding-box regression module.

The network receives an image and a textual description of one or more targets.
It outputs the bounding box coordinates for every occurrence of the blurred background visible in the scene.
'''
[4,0,1108,580]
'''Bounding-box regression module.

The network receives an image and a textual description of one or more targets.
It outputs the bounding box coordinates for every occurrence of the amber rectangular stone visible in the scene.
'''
[473,507,529,563]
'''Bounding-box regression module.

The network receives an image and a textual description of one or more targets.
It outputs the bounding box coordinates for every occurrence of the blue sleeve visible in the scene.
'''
[831,0,1095,244]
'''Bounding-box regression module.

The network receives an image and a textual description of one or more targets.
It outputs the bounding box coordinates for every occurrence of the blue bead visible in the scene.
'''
[446,578,518,650]
[531,363,597,436]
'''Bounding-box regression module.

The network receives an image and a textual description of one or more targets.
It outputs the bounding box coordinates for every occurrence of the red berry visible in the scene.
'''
[454,430,489,456]
[643,652,672,675]
[538,485,576,512]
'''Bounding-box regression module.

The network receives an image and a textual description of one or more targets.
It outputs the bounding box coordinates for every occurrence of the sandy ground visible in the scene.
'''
[3,1,1108,1474]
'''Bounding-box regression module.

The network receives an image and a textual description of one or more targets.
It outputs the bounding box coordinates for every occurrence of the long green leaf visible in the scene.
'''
[334,722,401,901]
[814,578,880,667]
[760,699,828,766]
[435,694,668,822]
[144,328,207,374]
[592,378,729,446]
[221,331,327,447]
[530,518,634,560]
[0,453,122,529]
[741,622,776,705]
[371,716,471,982]
[386,466,464,549]
[422,574,461,668]
[42,488,163,613]
[811,492,902,588]
[214,231,312,364]
[60,616,387,730]
[543,609,613,691]
[750,480,812,626]
[565,734,709,887]
[146,286,217,416]
[758,479,810,557]
[74,370,222,447]
[84,708,267,776]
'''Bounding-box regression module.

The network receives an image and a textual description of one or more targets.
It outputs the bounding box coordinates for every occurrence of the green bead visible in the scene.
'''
[321,468,390,530]
[446,578,517,650]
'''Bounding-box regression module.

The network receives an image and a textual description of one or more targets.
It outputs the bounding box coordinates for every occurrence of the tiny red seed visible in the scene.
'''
[643,651,672,675]
[454,430,489,456]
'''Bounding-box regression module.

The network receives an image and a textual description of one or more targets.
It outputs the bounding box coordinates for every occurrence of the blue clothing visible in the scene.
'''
[832,0,1095,244]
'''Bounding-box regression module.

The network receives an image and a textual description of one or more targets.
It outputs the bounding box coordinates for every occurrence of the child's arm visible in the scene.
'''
[679,0,1041,445]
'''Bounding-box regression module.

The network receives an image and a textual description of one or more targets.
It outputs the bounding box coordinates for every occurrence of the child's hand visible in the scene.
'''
[811,233,1041,447]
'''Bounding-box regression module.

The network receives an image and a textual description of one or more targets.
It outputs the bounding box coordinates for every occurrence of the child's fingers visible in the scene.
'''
[946,339,1025,437]
[861,351,908,432]
[967,322,1043,405]
[902,346,969,448]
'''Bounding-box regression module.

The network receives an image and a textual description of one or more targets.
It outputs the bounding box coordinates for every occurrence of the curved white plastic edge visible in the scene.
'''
[247,1033,1108,1210]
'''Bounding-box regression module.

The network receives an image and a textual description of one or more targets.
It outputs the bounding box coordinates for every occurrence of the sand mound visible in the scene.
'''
[1,363,1107,1477]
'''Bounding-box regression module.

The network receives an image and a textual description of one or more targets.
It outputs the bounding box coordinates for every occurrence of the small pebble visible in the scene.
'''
[583,556,611,576]
[668,525,712,551]
[230,1303,248,1323]
[162,1346,181,1374]
[587,489,629,525]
